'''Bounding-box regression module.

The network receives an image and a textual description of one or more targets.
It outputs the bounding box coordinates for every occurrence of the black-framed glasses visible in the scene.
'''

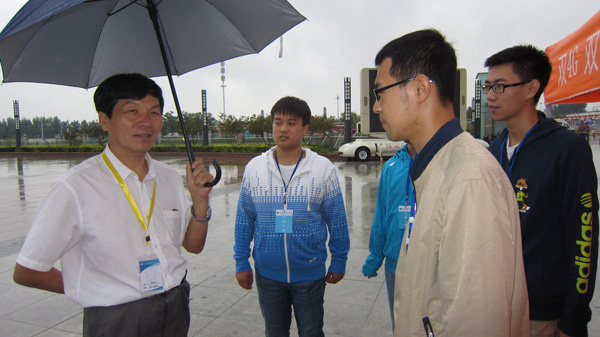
[373,77,415,101]
[481,80,531,94]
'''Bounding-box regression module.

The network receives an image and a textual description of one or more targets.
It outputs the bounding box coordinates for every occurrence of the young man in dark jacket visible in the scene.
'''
[485,45,599,337]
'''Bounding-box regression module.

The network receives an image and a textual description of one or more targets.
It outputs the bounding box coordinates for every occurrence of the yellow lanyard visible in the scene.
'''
[102,152,156,246]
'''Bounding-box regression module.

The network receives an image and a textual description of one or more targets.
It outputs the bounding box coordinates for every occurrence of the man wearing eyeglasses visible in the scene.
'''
[373,29,529,337]
[485,45,598,337]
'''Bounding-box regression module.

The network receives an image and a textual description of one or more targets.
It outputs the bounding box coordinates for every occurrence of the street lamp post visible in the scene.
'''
[13,100,21,149]
[221,62,226,116]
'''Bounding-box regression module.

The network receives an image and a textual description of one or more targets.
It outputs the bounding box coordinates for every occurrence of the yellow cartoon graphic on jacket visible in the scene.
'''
[515,178,530,213]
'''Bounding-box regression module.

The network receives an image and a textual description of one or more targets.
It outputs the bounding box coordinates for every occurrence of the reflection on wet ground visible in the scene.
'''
[0,154,386,250]
[1,140,600,336]
[3,137,600,251]
[0,153,397,337]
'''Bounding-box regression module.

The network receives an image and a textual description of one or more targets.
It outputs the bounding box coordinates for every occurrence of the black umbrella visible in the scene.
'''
[0,0,306,186]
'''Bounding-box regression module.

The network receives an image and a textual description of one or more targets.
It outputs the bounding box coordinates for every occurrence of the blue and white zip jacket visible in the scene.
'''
[234,146,350,283]
[362,144,413,277]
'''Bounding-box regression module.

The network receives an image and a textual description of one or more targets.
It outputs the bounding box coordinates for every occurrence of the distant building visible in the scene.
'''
[474,72,506,141]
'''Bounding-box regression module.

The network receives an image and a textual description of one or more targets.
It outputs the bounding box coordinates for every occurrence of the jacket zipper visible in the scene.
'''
[272,152,308,284]
[284,233,290,282]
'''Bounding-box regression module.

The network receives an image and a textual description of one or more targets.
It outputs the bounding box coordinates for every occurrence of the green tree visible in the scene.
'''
[219,114,246,141]
[28,116,57,139]
[0,118,15,139]
[64,120,82,146]
[181,112,202,144]
[80,120,89,134]
[551,103,587,117]
[205,112,218,137]
[49,117,62,139]
[350,111,360,130]
[161,111,180,135]
[183,111,218,143]
[247,114,272,142]
[85,120,108,146]
[19,118,34,140]
[335,111,360,126]
[310,115,335,136]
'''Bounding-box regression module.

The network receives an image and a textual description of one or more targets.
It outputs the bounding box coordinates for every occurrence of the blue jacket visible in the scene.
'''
[362,144,414,276]
[234,147,350,283]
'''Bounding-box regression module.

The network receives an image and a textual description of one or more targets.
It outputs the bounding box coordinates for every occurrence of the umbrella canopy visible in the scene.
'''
[0,0,305,185]
[0,0,306,88]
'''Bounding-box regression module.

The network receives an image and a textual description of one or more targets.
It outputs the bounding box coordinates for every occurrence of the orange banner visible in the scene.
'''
[545,10,600,105]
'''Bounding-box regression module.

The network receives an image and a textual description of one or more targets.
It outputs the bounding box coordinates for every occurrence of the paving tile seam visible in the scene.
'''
[45,313,83,334]
[190,316,254,337]
[3,300,83,331]
[360,281,388,332]
[0,318,54,336]
[190,285,255,318]
[189,315,218,337]
[2,315,63,330]
[0,236,25,258]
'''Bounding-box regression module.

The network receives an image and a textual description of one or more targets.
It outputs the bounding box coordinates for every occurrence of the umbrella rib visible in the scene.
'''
[104,0,177,74]
[108,0,140,16]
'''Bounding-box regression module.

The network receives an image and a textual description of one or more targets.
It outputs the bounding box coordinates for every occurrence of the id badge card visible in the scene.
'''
[398,205,411,230]
[138,255,164,293]
[275,209,294,233]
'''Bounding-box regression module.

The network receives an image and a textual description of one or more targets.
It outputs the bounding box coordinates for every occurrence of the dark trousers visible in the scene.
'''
[83,279,190,337]
[255,272,325,337]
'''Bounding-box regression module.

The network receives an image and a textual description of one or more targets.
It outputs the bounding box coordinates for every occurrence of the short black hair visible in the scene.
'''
[484,45,552,104]
[93,73,164,118]
[375,29,457,106]
[270,96,311,126]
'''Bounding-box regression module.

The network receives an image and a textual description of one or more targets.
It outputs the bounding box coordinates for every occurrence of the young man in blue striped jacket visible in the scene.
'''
[234,96,350,337]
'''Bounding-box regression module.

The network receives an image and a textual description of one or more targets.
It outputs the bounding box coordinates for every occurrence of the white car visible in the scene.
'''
[337,138,405,161]
[338,137,489,161]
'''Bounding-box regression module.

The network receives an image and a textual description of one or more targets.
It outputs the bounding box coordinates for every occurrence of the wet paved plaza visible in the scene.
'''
[0,140,600,336]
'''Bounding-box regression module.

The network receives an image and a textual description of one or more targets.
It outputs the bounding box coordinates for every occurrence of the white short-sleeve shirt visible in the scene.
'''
[17,147,192,307]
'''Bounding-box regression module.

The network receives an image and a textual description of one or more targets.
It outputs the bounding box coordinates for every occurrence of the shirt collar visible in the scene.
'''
[103,145,156,181]
[409,118,462,181]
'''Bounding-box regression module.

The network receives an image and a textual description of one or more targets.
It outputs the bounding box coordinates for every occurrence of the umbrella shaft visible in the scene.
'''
[146,0,195,165]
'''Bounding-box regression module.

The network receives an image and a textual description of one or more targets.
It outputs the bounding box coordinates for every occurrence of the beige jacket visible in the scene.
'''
[393,131,529,337]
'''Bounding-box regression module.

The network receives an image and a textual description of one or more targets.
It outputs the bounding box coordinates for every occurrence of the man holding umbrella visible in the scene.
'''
[13,73,213,337]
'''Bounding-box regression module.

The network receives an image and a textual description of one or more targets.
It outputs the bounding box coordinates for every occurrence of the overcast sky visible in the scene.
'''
[0,0,598,123]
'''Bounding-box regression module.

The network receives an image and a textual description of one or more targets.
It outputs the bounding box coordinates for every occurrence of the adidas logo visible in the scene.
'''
[581,193,593,208]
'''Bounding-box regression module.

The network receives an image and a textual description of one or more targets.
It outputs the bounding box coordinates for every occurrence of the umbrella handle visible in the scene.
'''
[204,158,222,187]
